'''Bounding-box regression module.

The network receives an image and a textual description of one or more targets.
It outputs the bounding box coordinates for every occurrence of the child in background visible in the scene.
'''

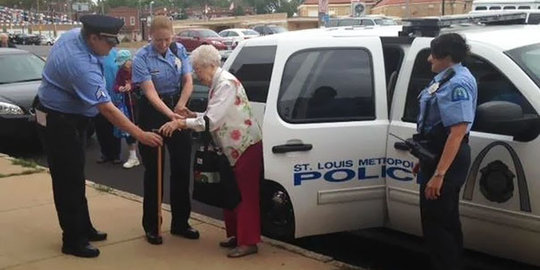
[114,49,140,169]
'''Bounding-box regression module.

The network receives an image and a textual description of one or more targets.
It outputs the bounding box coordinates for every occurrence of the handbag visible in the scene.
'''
[192,116,241,210]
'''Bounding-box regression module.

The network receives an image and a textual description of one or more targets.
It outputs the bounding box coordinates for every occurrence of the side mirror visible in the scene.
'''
[475,101,540,141]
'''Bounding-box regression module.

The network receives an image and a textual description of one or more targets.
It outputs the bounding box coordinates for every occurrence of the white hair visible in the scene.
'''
[190,45,221,68]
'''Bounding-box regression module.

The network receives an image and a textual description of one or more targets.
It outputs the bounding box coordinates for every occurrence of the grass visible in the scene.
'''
[11,158,40,169]
[93,184,114,193]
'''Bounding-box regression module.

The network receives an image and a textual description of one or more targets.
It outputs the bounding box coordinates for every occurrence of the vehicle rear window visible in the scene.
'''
[528,14,540,24]
[278,48,375,123]
[242,30,259,36]
[507,43,540,90]
[228,46,276,103]
[0,53,44,84]
[198,30,219,38]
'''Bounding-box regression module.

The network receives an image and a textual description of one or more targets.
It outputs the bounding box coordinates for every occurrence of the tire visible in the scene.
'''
[260,181,295,241]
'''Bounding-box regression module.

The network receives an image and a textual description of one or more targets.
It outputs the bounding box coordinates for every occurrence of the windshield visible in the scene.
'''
[374,18,397,25]
[199,29,220,38]
[507,43,540,88]
[0,53,44,84]
[269,26,286,33]
[242,30,259,36]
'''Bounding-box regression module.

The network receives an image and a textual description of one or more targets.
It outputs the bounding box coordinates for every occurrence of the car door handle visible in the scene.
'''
[272,143,313,153]
[394,142,410,151]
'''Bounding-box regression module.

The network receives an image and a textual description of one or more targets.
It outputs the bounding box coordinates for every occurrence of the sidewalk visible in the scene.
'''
[0,154,358,270]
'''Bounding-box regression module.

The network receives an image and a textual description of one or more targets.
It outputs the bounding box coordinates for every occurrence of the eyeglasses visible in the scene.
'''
[99,33,119,46]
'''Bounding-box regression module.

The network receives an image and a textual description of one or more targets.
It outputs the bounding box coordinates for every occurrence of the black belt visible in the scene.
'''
[154,92,180,108]
[36,100,90,124]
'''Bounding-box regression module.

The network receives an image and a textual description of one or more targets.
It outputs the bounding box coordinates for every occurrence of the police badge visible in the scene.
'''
[428,82,440,95]
[175,57,182,72]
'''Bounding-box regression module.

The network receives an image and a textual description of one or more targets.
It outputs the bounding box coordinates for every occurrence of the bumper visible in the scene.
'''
[0,114,38,142]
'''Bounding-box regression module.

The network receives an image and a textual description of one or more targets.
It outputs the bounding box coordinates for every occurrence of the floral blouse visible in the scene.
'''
[186,68,262,165]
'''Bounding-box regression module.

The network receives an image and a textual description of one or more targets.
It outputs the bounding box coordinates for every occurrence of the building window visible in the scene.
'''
[130,16,135,26]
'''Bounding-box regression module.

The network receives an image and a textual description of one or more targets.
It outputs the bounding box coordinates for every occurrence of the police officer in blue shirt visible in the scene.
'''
[35,15,162,258]
[413,33,477,270]
[132,15,198,245]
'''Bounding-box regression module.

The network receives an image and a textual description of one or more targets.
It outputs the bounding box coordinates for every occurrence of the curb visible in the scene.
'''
[85,180,365,270]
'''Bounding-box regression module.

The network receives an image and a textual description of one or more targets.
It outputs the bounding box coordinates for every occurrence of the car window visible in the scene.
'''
[403,49,538,138]
[362,19,375,26]
[269,26,286,33]
[228,31,239,37]
[503,6,516,9]
[242,30,259,36]
[199,29,220,38]
[489,6,502,10]
[228,46,276,103]
[219,31,229,37]
[278,48,375,123]
[475,6,487,10]
[528,14,540,24]
[179,31,189,37]
[0,53,44,84]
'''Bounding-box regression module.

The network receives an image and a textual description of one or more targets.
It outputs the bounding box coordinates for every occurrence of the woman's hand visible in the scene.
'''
[124,82,131,92]
[159,119,186,137]
[175,106,197,118]
[118,86,126,92]
[425,174,444,200]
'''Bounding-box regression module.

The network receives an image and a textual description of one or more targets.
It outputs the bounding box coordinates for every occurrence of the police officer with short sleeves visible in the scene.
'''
[132,15,198,245]
[36,15,162,258]
[413,33,477,270]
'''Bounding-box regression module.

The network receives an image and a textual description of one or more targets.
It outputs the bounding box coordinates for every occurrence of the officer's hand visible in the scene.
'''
[138,131,163,147]
[176,106,196,118]
[168,112,184,120]
[412,163,420,176]
[425,176,444,200]
[124,83,131,92]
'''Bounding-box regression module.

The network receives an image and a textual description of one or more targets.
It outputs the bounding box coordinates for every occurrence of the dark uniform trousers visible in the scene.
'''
[138,95,192,234]
[36,106,96,246]
[420,143,471,270]
[94,113,121,160]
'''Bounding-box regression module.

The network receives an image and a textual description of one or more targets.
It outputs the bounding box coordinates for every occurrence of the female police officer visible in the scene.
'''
[36,15,162,258]
[414,33,477,270]
[132,15,197,245]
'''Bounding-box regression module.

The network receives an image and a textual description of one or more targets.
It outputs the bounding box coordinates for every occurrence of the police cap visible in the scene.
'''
[80,15,124,44]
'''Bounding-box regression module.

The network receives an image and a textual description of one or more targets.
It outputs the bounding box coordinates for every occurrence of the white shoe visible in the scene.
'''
[123,158,140,169]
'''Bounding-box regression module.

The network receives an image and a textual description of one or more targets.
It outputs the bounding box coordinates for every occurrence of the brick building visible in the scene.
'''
[107,6,141,41]
[298,0,378,17]
[297,0,473,17]
[371,0,473,17]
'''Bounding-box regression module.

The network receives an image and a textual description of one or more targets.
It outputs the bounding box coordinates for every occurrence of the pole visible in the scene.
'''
[442,0,446,15]
[405,0,410,18]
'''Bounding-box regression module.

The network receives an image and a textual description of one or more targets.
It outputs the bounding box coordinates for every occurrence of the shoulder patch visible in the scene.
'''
[451,86,469,102]
[95,87,107,100]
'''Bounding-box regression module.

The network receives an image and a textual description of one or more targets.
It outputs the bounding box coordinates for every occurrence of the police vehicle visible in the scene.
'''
[221,12,540,266]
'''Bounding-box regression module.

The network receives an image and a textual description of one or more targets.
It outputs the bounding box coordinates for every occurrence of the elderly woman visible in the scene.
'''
[159,45,263,258]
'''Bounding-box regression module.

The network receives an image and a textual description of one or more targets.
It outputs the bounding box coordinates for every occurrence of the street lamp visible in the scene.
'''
[150,1,155,18]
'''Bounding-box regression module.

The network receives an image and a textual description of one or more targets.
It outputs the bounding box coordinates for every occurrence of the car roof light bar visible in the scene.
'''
[399,12,527,37]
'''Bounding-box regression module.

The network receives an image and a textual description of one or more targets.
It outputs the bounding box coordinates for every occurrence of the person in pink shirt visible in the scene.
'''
[113,49,140,169]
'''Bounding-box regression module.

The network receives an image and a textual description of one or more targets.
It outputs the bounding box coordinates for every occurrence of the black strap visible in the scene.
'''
[421,68,456,134]
[169,42,179,58]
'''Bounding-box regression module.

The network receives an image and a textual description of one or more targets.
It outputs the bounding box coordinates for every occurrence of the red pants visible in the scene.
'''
[224,142,262,246]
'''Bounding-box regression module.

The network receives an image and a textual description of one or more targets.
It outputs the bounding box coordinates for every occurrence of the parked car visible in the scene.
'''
[13,33,41,45]
[39,34,54,46]
[326,15,398,27]
[218,28,260,49]
[175,28,230,58]
[252,25,287,36]
[0,48,45,152]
